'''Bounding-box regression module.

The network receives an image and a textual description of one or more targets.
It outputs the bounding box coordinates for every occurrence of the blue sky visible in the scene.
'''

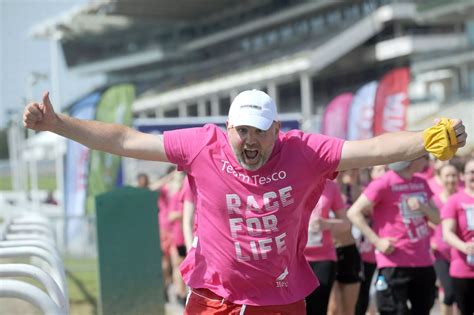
[0,0,104,128]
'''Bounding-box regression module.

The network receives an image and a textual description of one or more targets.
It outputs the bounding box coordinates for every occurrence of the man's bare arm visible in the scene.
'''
[347,194,396,255]
[23,91,169,162]
[338,131,425,171]
[337,119,467,171]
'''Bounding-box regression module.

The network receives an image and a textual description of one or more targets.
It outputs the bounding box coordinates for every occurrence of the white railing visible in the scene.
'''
[0,214,69,314]
[0,264,68,313]
[0,280,63,315]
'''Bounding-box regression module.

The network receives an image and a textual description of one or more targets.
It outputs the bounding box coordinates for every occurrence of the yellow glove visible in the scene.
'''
[422,118,458,161]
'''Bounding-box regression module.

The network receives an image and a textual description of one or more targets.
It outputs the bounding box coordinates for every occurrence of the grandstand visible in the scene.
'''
[30,0,474,134]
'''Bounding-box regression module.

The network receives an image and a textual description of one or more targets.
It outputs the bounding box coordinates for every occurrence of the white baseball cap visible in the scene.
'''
[228,90,278,131]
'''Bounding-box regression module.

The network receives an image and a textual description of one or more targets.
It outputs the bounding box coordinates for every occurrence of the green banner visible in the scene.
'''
[86,84,135,214]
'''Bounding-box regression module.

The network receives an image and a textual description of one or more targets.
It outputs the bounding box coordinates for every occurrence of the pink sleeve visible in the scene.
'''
[302,132,344,180]
[363,177,386,204]
[164,124,216,169]
[441,195,457,220]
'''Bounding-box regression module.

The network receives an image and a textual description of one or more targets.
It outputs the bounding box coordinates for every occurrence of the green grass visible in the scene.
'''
[0,175,57,191]
[64,258,99,304]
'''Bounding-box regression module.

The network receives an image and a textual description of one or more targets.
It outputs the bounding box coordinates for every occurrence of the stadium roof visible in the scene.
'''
[29,0,266,40]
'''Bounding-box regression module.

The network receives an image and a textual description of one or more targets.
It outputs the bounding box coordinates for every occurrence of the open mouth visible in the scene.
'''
[243,149,259,162]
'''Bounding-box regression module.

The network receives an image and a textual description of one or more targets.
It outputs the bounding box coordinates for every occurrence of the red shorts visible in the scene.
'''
[184,288,306,315]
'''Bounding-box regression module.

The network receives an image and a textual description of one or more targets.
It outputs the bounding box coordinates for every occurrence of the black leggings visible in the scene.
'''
[376,266,436,315]
[433,258,455,306]
[452,277,474,315]
[355,261,376,315]
[306,260,337,315]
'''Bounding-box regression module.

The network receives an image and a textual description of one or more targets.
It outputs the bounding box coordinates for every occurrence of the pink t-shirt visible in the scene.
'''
[364,170,434,268]
[164,124,343,305]
[304,180,344,262]
[158,186,173,232]
[441,190,474,278]
[356,224,377,264]
[174,178,195,245]
[427,177,443,196]
[431,195,451,261]
[170,179,195,248]
[160,184,185,246]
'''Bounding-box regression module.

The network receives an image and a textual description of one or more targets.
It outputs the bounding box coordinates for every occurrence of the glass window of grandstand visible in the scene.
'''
[146,110,155,118]
[164,108,179,118]
[219,96,231,116]
[279,81,301,113]
[187,104,198,117]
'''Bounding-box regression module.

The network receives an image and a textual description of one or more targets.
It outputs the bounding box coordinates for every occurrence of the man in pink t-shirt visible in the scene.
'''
[304,179,349,315]
[442,159,474,315]
[23,89,467,314]
[348,157,440,315]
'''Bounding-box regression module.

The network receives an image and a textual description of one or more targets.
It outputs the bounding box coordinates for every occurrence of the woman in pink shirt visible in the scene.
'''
[431,163,459,315]
[442,159,474,315]
[348,156,440,315]
[304,179,350,315]
[158,170,187,303]
[355,165,387,315]
[328,169,362,315]
[428,159,449,195]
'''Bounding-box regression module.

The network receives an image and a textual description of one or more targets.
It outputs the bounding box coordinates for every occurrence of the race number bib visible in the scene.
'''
[307,230,323,247]
[400,192,430,241]
[463,204,474,231]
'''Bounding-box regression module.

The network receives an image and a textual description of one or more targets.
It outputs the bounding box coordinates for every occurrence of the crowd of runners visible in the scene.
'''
[23,89,472,314]
[141,154,474,315]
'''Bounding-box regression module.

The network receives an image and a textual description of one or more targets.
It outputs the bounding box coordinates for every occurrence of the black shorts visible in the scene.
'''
[177,245,187,257]
[335,244,361,283]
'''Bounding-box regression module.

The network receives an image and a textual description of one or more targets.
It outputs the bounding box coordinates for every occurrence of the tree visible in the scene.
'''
[0,128,9,159]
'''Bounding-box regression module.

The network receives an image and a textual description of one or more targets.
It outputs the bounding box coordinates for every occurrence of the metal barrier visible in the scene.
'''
[0,214,69,314]
[0,264,68,313]
[0,240,61,259]
[0,279,63,315]
[8,223,55,239]
[5,233,55,244]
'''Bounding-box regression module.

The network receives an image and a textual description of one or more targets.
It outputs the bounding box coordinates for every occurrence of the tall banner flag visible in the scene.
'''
[373,67,410,135]
[65,91,101,247]
[347,81,378,140]
[321,93,353,139]
[86,84,135,214]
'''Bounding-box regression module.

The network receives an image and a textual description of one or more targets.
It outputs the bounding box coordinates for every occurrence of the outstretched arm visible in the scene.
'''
[23,91,169,162]
[337,119,467,171]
